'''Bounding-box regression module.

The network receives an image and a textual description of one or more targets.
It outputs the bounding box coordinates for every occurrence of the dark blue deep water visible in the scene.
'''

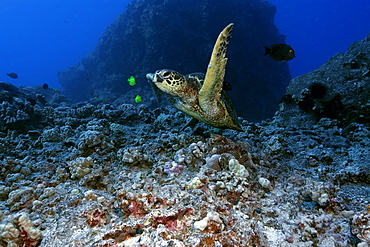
[1,0,369,89]
[0,0,129,89]
[269,0,370,78]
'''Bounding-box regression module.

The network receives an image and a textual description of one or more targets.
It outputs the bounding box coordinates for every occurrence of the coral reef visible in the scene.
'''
[0,95,369,245]
[68,157,94,180]
[0,213,42,247]
[351,205,370,243]
[1,24,370,247]
[278,33,370,128]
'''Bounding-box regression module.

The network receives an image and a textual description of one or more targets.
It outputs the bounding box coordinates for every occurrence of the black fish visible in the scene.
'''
[42,83,49,89]
[264,44,295,63]
[6,73,18,79]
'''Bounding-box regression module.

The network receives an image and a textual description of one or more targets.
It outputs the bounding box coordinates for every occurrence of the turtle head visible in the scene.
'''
[151,69,187,96]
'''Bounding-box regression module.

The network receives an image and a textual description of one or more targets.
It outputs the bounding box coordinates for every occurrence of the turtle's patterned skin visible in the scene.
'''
[146,23,242,131]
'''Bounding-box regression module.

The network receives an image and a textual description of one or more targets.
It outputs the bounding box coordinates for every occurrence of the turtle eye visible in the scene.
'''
[162,70,171,78]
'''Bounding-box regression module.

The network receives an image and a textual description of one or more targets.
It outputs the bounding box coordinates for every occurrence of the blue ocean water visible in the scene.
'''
[269,0,370,78]
[0,0,369,90]
[0,0,129,89]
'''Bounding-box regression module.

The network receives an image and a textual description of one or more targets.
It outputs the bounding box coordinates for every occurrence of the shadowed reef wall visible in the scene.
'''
[58,0,291,122]
[276,32,370,128]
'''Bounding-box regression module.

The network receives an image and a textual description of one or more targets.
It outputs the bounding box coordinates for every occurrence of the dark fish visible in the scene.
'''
[42,83,49,89]
[6,73,18,79]
[264,44,295,63]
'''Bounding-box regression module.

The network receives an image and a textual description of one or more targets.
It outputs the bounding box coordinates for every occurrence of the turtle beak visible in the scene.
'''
[146,72,163,83]
[146,73,155,81]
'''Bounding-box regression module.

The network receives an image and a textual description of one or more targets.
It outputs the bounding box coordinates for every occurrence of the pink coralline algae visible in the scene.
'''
[84,208,109,227]
[151,208,191,232]
[351,205,370,243]
[163,161,184,174]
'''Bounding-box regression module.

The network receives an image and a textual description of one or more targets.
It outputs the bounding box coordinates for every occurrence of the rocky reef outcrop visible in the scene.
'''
[0,82,69,133]
[58,0,291,122]
[2,37,370,245]
[277,32,370,128]
[0,89,370,246]
[2,28,370,247]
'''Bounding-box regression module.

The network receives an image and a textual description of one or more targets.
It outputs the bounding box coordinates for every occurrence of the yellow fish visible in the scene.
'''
[135,95,142,103]
[128,76,136,86]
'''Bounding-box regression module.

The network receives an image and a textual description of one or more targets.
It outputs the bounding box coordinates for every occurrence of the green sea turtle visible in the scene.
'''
[146,23,242,131]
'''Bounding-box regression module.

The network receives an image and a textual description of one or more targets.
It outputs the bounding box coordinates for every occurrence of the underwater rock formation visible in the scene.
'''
[0,82,70,133]
[0,91,369,246]
[0,93,369,245]
[277,33,370,128]
[2,34,370,246]
[0,212,42,246]
[58,0,291,122]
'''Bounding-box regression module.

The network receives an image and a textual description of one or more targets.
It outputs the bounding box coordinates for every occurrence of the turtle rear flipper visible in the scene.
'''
[199,23,233,112]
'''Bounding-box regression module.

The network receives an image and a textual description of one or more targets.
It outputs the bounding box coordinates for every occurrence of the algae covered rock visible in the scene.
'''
[0,82,44,132]
[277,33,370,128]
[0,213,42,247]
[68,157,94,179]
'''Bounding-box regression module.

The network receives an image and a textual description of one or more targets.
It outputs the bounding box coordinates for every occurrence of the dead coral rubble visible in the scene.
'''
[0,98,368,246]
[0,80,369,246]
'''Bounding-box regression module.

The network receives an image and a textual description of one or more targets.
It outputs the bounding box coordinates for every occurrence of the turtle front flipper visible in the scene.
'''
[198,23,233,112]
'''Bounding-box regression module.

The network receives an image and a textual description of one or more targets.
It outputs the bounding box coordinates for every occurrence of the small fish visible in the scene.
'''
[6,72,18,79]
[128,76,136,86]
[42,83,49,89]
[135,95,142,103]
[264,44,295,63]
